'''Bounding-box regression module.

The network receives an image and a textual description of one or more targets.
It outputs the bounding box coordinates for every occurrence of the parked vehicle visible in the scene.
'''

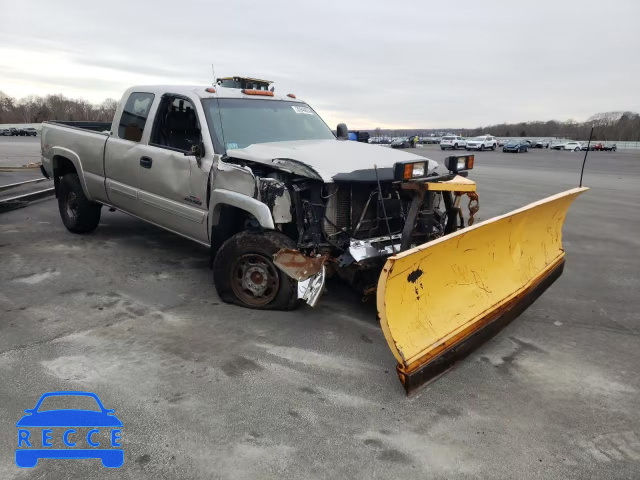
[465,135,497,151]
[0,129,10,136]
[551,143,565,150]
[497,138,509,147]
[531,139,549,148]
[390,137,411,148]
[40,83,585,394]
[9,127,19,136]
[440,135,466,150]
[502,139,529,153]
[564,141,582,151]
[603,143,617,151]
[24,127,38,136]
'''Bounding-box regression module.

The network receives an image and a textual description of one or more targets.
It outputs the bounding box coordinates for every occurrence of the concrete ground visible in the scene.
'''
[0,139,639,479]
[0,136,41,168]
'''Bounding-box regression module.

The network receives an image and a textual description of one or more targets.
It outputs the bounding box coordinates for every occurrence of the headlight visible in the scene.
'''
[393,161,427,180]
[444,155,474,173]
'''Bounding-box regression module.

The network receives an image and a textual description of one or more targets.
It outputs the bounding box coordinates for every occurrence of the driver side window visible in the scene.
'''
[150,95,202,152]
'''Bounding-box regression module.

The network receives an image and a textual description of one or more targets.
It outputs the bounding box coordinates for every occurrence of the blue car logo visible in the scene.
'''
[16,391,123,468]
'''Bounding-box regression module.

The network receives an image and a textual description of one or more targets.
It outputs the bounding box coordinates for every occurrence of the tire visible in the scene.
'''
[453,144,458,149]
[503,148,507,152]
[440,146,445,150]
[575,147,580,152]
[213,231,299,311]
[58,174,102,233]
[491,145,496,150]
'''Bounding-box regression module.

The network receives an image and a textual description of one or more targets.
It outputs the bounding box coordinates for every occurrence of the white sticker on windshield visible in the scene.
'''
[226,142,238,149]
[291,105,314,115]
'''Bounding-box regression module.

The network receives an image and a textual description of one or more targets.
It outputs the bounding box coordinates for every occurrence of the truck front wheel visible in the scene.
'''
[213,231,299,311]
[58,173,102,233]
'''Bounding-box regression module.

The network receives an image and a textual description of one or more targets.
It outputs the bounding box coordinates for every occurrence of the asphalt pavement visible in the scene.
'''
[0,141,639,479]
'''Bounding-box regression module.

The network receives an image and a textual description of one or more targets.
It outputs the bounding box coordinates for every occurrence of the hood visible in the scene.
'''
[227,139,439,182]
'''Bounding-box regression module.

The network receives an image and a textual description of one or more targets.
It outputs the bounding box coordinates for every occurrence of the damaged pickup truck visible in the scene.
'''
[41,82,586,393]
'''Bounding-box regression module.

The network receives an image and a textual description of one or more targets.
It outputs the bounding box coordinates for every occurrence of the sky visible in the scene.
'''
[0,0,639,129]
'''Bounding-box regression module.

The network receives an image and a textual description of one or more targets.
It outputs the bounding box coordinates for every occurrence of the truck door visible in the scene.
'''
[104,91,155,214]
[136,94,209,244]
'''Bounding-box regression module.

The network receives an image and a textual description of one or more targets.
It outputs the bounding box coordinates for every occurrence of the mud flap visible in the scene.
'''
[377,187,588,395]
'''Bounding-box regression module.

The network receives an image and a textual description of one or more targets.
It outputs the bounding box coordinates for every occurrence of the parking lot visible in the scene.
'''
[1,138,639,479]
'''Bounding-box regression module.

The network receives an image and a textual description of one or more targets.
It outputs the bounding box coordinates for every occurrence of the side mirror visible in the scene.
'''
[185,141,205,166]
[336,123,349,140]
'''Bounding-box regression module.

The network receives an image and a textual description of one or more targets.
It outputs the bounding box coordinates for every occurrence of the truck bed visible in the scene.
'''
[40,121,111,203]
[48,120,112,133]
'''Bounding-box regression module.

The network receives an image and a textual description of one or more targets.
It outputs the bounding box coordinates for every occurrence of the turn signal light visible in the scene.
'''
[287,93,296,98]
[394,161,428,181]
[242,89,274,96]
[205,87,216,93]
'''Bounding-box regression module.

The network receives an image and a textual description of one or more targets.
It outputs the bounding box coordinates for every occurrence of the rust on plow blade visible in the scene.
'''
[377,187,587,395]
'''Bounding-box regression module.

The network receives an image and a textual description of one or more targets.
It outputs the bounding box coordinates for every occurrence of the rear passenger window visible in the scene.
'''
[118,92,155,142]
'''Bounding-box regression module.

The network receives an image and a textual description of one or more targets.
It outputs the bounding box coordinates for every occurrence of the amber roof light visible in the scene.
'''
[242,89,274,97]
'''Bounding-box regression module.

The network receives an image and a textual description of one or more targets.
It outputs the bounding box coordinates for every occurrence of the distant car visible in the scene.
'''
[551,143,565,150]
[390,137,411,149]
[497,138,509,146]
[466,135,497,151]
[0,129,10,136]
[531,139,549,148]
[564,142,582,151]
[440,135,466,150]
[603,143,617,151]
[581,143,598,151]
[8,127,19,136]
[24,127,37,137]
[503,139,529,153]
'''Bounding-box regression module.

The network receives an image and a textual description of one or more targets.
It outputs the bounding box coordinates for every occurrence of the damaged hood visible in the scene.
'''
[227,139,439,182]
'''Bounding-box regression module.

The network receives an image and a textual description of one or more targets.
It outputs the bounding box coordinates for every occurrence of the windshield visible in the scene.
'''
[442,136,454,140]
[471,136,486,141]
[202,99,335,151]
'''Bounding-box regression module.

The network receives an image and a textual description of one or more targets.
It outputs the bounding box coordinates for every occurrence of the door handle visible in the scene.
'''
[140,156,153,168]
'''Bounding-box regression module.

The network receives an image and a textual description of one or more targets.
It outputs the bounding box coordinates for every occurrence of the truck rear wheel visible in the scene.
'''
[213,231,299,311]
[58,173,102,233]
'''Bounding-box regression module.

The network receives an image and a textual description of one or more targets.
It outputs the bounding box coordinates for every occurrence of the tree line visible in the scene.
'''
[459,111,640,141]
[0,91,118,124]
[370,111,640,141]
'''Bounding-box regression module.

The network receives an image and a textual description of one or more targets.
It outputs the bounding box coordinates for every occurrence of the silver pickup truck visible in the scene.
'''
[41,84,476,310]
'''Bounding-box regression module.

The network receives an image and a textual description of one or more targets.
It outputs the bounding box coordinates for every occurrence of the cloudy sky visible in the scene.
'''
[1,0,638,128]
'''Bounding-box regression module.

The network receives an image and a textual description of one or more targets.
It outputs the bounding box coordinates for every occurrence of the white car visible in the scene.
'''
[563,141,582,151]
[440,135,466,150]
[466,135,497,151]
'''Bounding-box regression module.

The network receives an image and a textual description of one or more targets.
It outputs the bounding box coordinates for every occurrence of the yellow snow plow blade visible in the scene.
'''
[377,187,587,395]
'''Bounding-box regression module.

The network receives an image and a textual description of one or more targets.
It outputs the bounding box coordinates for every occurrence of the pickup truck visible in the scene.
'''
[41,84,476,310]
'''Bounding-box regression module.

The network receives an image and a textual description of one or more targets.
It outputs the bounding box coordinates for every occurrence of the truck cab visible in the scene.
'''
[41,83,477,311]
